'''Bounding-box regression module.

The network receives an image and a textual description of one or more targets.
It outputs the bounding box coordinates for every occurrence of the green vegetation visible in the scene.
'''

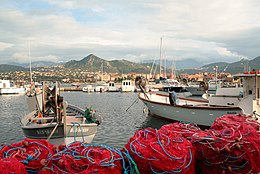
[0,64,27,72]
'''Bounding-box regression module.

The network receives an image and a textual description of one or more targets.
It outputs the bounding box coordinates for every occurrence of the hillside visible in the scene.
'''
[0,64,27,72]
[1,54,260,74]
[200,58,258,74]
[64,54,151,73]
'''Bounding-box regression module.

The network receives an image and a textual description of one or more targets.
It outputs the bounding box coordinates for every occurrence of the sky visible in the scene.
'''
[0,0,260,65]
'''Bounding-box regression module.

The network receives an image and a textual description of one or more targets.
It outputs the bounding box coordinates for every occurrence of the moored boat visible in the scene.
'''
[21,81,101,145]
[0,80,25,95]
[121,80,135,92]
[138,92,242,127]
[136,71,260,127]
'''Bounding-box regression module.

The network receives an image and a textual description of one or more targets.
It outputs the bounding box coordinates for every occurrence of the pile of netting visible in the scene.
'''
[191,114,260,174]
[0,139,138,174]
[39,142,138,174]
[0,157,27,174]
[124,127,195,174]
[160,122,203,141]
[0,114,259,174]
[0,139,53,173]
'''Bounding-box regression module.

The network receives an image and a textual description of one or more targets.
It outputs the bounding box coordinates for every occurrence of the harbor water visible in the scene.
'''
[0,92,169,149]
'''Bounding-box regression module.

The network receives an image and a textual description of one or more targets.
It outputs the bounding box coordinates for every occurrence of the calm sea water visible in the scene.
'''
[0,92,169,149]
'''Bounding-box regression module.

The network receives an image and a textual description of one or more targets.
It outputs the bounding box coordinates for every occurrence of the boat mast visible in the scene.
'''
[29,40,33,83]
[149,59,156,80]
[101,62,104,81]
[164,51,166,78]
[159,37,162,78]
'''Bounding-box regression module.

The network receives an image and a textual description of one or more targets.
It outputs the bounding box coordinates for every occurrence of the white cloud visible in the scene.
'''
[216,47,248,60]
[0,0,259,64]
[0,42,13,51]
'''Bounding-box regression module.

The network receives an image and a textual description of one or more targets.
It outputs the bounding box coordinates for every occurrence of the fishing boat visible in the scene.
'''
[138,92,242,127]
[136,71,260,127]
[82,85,95,93]
[21,81,101,145]
[0,80,26,95]
[121,80,135,92]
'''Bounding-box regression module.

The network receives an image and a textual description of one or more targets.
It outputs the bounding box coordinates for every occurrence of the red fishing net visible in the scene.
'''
[39,141,137,174]
[192,114,260,174]
[125,127,195,174]
[160,122,202,140]
[0,138,54,173]
[0,157,27,174]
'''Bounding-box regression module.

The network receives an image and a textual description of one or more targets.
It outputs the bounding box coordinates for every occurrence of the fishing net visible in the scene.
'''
[160,122,202,140]
[211,114,260,132]
[39,141,139,174]
[0,157,27,174]
[125,127,195,174]
[192,114,260,174]
[0,138,54,173]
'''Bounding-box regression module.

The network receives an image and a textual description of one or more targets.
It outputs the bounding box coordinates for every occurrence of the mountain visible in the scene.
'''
[64,54,151,73]
[0,64,27,72]
[1,54,260,74]
[9,61,61,68]
[201,59,251,74]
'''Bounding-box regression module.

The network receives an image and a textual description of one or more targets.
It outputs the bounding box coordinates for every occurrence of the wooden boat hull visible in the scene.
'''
[22,123,64,139]
[139,93,242,127]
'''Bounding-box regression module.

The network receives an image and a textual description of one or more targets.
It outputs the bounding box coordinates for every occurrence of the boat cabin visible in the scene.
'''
[121,80,135,92]
[208,71,260,115]
[0,80,11,88]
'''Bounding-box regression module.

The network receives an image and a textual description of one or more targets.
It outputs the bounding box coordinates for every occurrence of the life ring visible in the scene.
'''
[182,78,188,85]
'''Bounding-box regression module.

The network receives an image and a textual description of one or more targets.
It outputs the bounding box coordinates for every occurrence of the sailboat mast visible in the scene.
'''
[149,59,156,80]
[101,62,104,81]
[29,40,32,83]
[159,37,162,78]
[164,52,166,78]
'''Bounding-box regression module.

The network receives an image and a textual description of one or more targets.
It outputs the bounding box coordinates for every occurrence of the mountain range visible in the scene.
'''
[1,54,260,74]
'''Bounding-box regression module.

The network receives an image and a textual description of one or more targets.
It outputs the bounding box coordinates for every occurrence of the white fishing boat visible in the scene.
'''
[121,80,135,92]
[82,85,95,93]
[138,92,242,127]
[0,80,26,95]
[107,82,119,92]
[94,81,108,92]
[137,71,260,127]
[21,81,101,145]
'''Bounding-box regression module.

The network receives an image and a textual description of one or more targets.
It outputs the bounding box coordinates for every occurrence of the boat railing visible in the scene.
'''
[68,104,85,115]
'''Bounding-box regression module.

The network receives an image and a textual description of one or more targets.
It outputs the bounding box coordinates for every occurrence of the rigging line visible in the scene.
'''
[126,97,139,112]
[47,123,59,141]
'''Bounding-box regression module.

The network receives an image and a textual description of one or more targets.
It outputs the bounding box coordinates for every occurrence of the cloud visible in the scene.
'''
[0,0,259,65]
[0,42,13,51]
